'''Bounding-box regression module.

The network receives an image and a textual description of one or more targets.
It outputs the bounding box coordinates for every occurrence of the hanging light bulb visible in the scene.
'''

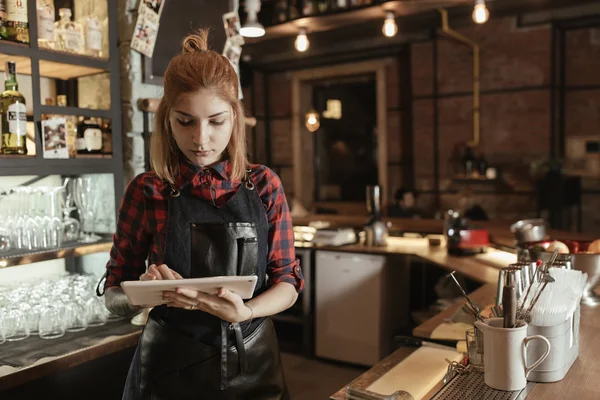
[472,0,489,24]
[295,28,309,52]
[382,11,398,38]
[305,109,320,132]
[240,0,266,38]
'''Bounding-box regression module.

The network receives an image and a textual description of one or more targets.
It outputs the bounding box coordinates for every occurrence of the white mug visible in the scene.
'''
[475,318,550,391]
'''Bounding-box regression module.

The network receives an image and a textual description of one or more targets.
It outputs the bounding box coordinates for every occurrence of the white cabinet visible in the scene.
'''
[315,251,407,366]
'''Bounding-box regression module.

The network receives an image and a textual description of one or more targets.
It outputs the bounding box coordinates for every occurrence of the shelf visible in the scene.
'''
[0,46,108,80]
[251,0,470,42]
[0,40,31,57]
[41,105,112,119]
[0,156,117,176]
[0,238,113,269]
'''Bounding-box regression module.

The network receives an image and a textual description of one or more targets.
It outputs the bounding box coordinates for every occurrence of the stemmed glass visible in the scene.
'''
[0,189,12,252]
[60,179,81,243]
[74,177,100,243]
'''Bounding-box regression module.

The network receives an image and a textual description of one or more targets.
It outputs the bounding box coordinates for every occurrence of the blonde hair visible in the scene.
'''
[150,29,247,184]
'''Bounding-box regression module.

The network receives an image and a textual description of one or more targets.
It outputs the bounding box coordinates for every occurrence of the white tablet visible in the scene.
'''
[121,275,258,306]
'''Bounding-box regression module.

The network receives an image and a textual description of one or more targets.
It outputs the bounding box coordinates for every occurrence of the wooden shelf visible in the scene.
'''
[0,55,107,80]
[250,0,470,42]
[0,238,113,269]
[41,105,112,119]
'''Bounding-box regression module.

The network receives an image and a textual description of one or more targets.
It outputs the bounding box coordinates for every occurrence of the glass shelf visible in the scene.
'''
[0,238,112,269]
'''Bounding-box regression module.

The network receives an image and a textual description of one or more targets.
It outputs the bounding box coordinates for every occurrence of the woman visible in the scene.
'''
[100,30,304,400]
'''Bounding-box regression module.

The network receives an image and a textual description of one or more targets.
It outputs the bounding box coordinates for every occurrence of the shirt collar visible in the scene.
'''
[174,153,241,189]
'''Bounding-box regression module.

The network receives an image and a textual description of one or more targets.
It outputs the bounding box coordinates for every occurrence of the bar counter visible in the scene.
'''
[331,283,600,399]
[1,217,596,397]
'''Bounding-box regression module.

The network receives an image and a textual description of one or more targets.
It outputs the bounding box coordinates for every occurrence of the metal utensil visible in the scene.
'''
[503,285,516,328]
[522,273,556,323]
[447,271,485,322]
[346,386,414,400]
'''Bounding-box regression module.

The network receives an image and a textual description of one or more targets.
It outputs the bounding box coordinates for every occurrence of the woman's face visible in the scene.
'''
[169,89,234,167]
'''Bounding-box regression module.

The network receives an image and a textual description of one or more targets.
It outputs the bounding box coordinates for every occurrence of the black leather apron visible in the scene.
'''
[122,169,289,400]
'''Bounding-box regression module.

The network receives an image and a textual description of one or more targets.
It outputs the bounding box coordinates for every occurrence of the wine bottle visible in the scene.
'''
[1,61,27,155]
[4,0,29,44]
[0,1,6,39]
[76,116,103,154]
[36,0,55,49]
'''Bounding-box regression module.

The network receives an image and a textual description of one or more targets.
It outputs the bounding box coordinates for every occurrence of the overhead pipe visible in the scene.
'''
[438,9,480,147]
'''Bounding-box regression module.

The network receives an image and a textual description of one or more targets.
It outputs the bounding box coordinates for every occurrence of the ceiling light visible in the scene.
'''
[382,11,398,37]
[240,0,265,38]
[472,0,489,24]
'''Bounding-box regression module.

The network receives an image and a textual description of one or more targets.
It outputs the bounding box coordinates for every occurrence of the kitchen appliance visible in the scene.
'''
[444,210,489,256]
[511,219,547,244]
[364,185,388,247]
[511,219,548,261]
[315,251,408,366]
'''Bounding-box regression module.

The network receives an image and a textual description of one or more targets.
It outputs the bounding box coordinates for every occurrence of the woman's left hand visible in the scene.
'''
[162,287,252,323]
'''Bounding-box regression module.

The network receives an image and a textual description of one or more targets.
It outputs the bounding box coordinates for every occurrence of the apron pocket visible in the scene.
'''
[237,237,258,276]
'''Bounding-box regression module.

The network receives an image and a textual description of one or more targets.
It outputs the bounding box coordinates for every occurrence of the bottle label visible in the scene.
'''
[6,0,27,23]
[86,17,102,51]
[7,103,26,136]
[84,128,102,151]
[76,137,85,151]
[61,29,84,52]
[38,7,55,41]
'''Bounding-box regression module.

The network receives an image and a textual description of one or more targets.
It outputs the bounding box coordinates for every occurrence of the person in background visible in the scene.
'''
[389,187,422,218]
[100,30,303,400]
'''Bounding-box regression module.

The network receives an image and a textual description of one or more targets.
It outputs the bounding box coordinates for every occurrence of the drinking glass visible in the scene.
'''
[4,308,30,341]
[0,189,12,252]
[86,297,109,327]
[38,305,66,339]
[74,177,100,243]
[466,327,484,372]
[0,311,5,345]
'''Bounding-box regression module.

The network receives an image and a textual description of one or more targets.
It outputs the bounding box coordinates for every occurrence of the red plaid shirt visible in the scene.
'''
[104,157,304,292]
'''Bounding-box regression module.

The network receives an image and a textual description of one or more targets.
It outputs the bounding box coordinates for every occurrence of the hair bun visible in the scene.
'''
[181,29,210,54]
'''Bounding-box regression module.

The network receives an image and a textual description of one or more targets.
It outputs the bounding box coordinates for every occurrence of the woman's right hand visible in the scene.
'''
[140,264,183,281]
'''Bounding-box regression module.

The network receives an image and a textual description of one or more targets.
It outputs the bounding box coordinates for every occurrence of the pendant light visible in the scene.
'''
[472,0,489,24]
[305,109,320,132]
[240,0,265,38]
[382,11,398,37]
[295,28,309,52]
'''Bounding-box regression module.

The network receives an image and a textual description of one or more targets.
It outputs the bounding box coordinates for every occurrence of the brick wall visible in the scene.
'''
[410,16,600,233]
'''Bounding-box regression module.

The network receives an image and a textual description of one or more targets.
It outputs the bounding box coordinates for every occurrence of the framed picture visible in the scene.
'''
[223,39,242,66]
[131,4,161,58]
[222,10,244,46]
[42,117,69,159]
[142,0,166,17]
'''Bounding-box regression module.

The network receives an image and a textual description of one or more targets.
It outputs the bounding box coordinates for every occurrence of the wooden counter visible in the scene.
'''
[332,282,600,399]
[310,236,510,284]
[292,215,598,250]
[0,320,142,392]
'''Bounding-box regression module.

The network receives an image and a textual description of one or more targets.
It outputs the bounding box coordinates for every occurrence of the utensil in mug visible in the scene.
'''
[475,318,550,391]
[496,267,523,307]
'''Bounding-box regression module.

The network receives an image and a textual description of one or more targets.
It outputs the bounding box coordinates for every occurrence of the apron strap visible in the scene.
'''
[95,270,108,297]
[220,321,250,390]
